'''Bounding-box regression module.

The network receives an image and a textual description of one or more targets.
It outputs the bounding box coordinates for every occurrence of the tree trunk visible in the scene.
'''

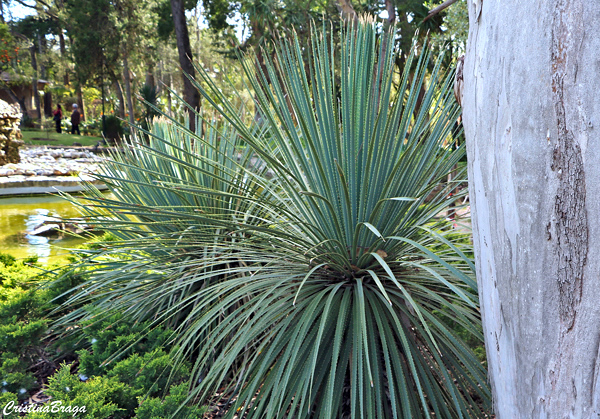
[462,1,600,417]
[166,72,172,116]
[384,0,395,26]
[37,33,46,80]
[170,0,200,132]
[335,0,357,21]
[122,55,135,126]
[76,83,85,121]
[29,45,41,123]
[44,91,52,118]
[58,30,69,86]
[111,74,126,119]
[145,64,155,89]
[3,87,27,114]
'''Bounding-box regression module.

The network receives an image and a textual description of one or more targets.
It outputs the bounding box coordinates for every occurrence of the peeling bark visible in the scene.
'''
[463,0,600,417]
[550,0,588,330]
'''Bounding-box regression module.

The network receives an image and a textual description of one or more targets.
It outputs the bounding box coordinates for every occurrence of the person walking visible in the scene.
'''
[71,104,81,135]
[53,104,62,133]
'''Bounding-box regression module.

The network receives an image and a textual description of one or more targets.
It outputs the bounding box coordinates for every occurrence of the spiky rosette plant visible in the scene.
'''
[56,18,490,418]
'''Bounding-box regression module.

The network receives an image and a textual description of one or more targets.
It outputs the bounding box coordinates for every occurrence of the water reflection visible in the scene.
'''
[24,209,54,260]
[0,195,89,264]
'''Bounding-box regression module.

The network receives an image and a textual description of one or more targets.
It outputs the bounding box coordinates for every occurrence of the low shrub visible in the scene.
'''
[103,115,123,142]
[75,314,174,378]
[20,114,35,129]
[134,383,206,419]
[25,364,125,419]
[0,256,52,400]
[25,316,200,418]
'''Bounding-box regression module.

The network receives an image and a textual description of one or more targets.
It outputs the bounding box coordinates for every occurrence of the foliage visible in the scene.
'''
[425,0,469,53]
[0,252,16,266]
[75,313,173,377]
[25,364,125,419]
[0,257,203,417]
[0,253,94,402]
[20,113,35,128]
[0,256,51,399]
[134,383,206,419]
[102,114,123,141]
[138,83,160,119]
[62,0,120,85]
[56,20,490,418]
[26,314,200,418]
[25,366,205,419]
[0,390,18,409]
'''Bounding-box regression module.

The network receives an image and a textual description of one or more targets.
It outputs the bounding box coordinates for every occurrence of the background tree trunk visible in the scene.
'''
[166,72,172,116]
[145,64,155,89]
[44,91,52,118]
[111,75,126,119]
[58,30,69,86]
[29,45,41,123]
[170,0,200,132]
[76,84,85,121]
[123,55,135,126]
[463,1,600,417]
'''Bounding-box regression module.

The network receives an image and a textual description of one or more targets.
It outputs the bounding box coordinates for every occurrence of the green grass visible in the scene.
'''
[21,129,101,147]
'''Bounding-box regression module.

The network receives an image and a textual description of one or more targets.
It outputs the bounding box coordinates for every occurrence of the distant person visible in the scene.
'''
[71,104,81,135]
[53,104,62,133]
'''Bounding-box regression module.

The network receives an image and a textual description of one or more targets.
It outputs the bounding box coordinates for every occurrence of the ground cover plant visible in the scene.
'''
[0,253,204,419]
[55,19,491,418]
[0,251,205,418]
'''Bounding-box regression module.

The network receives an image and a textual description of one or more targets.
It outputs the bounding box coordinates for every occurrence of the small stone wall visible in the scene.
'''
[0,100,23,165]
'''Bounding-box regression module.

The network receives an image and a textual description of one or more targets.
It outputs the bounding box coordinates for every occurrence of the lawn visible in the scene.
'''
[21,129,101,147]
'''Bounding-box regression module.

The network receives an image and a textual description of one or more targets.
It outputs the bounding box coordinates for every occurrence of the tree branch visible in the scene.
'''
[336,0,357,21]
[384,0,395,25]
[9,0,36,9]
[423,0,459,22]
[10,0,59,20]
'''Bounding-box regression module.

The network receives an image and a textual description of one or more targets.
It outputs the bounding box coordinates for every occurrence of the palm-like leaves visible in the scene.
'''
[58,18,490,418]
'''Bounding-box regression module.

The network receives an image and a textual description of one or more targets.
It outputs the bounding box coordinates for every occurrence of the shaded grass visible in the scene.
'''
[21,129,101,147]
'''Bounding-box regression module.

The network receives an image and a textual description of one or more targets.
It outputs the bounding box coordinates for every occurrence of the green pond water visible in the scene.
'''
[0,195,91,265]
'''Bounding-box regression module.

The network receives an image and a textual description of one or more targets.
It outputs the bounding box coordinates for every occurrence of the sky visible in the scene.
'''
[6,0,35,21]
[5,1,248,41]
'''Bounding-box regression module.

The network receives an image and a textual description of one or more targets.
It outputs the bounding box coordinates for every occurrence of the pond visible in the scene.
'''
[0,195,91,264]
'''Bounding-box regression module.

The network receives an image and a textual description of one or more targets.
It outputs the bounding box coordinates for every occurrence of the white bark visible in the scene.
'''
[463,1,600,417]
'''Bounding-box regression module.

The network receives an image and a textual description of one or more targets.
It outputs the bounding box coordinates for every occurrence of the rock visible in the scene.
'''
[0,100,23,165]
[53,168,70,176]
[0,146,104,183]
[30,223,64,236]
[29,217,98,237]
